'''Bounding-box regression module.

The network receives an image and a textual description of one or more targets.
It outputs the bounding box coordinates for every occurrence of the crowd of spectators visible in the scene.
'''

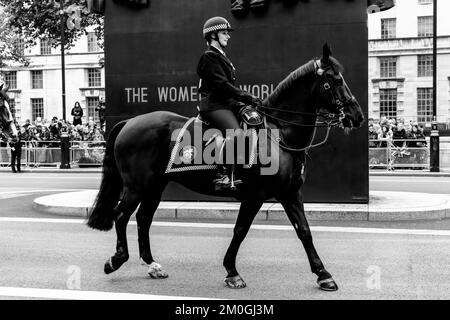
[368,117,429,170]
[368,117,427,149]
[0,116,105,147]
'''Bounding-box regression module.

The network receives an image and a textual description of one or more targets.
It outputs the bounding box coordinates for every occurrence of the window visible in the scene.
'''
[9,99,16,118]
[88,69,101,87]
[418,16,433,37]
[87,97,100,123]
[15,38,24,55]
[87,32,100,52]
[417,88,433,123]
[418,55,433,77]
[381,18,396,39]
[379,89,397,119]
[380,57,397,78]
[10,99,21,123]
[31,98,44,121]
[5,72,17,89]
[40,38,52,55]
[31,70,43,89]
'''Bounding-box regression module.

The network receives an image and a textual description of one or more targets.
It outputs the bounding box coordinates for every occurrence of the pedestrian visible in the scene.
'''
[71,101,83,126]
[10,124,23,173]
[197,16,261,189]
[95,97,106,132]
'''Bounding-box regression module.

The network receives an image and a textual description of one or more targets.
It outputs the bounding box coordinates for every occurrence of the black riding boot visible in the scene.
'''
[214,138,243,191]
[214,165,243,191]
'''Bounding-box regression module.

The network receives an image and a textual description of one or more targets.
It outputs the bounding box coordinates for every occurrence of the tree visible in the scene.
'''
[2,0,104,54]
[0,6,29,68]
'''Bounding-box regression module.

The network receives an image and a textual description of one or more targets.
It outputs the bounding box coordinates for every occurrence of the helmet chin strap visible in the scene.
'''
[211,33,226,50]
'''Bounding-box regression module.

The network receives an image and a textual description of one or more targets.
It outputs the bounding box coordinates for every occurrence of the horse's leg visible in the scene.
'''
[104,188,140,274]
[136,182,169,279]
[223,199,264,289]
[278,193,338,291]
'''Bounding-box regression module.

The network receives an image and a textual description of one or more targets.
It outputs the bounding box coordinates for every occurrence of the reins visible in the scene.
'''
[255,58,347,153]
[260,109,341,153]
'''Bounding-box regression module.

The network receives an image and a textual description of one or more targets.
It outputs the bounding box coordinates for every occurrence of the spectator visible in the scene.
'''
[34,117,43,127]
[411,124,427,147]
[71,101,83,126]
[40,125,51,147]
[23,119,31,130]
[10,124,23,173]
[96,97,106,131]
[368,125,379,148]
[392,123,406,147]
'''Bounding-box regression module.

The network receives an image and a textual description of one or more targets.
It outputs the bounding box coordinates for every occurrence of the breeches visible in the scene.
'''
[201,109,241,138]
[201,109,245,164]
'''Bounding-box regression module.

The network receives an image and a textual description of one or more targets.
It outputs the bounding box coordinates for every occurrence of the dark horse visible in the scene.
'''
[87,44,364,292]
[0,83,18,140]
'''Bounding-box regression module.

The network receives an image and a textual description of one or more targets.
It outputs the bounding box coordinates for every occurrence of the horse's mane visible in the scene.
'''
[266,60,316,107]
[0,88,9,101]
[266,57,344,107]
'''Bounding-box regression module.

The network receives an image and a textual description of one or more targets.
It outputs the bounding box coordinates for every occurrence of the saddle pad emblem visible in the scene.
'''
[180,146,197,163]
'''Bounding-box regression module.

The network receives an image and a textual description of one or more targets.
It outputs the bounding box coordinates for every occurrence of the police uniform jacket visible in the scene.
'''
[197,46,253,112]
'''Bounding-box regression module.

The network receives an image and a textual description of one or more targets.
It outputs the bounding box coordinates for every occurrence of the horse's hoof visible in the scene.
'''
[148,262,169,279]
[317,277,338,291]
[224,275,247,289]
[104,258,115,275]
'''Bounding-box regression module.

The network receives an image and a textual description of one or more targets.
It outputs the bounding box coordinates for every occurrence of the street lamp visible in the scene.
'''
[58,0,70,169]
[59,0,67,121]
[430,0,439,172]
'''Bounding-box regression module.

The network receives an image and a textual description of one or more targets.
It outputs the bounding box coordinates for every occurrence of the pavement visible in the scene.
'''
[2,166,449,222]
[32,189,450,222]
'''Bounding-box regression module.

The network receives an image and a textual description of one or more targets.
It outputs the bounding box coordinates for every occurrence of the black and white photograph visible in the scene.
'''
[0,0,450,313]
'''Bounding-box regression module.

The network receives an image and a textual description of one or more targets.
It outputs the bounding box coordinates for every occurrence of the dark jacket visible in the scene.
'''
[95,102,106,122]
[71,105,83,119]
[197,46,253,112]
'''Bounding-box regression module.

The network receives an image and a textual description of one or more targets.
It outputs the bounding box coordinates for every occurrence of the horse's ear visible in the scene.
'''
[321,43,332,64]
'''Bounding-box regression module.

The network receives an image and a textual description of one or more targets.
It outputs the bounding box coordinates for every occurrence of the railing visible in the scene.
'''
[369,139,430,171]
[0,140,106,168]
[1,139,449,171]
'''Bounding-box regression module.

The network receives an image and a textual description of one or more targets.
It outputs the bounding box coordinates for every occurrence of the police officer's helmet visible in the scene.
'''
[203,16,234,40]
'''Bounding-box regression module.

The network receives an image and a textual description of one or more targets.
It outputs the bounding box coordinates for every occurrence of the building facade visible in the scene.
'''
[1,29,104,125]
[368,0,450,127]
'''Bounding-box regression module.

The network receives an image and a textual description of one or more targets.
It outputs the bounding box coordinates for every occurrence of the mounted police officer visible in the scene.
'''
[197,16,262,190]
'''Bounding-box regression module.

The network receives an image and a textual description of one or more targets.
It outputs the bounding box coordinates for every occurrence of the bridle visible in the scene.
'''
[256,60,355,153]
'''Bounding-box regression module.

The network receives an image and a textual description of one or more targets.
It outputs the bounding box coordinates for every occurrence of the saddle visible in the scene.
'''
[165,105,265,174]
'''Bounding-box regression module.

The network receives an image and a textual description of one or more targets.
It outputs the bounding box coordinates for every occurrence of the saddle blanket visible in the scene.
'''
[165,117,258,174]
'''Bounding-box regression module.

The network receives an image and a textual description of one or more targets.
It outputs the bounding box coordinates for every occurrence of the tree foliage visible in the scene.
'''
[0,6,29,67]
[1,0,103,53]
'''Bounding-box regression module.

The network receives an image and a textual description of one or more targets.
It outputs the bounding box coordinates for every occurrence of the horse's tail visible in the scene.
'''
[87,120,127,231]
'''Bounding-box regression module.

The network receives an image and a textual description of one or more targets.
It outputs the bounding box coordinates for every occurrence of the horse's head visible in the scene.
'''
[313,43,365,132]
[0,83,10,107]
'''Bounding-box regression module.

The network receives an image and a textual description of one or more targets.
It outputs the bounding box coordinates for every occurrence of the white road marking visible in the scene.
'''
[0,286,214,300]
[0,189,79,195]
[0,193,34,200]
[1,217,450,237]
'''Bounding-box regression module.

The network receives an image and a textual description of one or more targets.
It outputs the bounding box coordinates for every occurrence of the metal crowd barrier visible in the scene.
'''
[369,139,430,171]
[0,140,106,168]
[0,139,446,171]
